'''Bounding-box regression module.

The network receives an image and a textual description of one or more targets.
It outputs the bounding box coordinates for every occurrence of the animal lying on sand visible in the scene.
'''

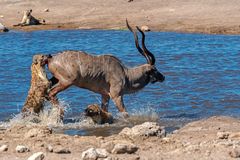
[14,9,44,26]
[0,23,9,32]
[44,19,165,117]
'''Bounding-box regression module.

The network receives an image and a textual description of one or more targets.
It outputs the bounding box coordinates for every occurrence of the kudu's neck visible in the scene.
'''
[124,64,151,93]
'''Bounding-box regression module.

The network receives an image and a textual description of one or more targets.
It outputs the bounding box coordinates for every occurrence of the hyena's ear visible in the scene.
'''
[32,55,38,64]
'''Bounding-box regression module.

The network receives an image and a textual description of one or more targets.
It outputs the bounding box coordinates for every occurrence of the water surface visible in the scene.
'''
[0,30,239,135]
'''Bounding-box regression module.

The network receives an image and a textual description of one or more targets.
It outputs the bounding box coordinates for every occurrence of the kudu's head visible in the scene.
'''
[126,20,165,83]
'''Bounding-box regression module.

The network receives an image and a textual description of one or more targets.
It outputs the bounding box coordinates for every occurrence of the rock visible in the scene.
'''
[96,148,109,158]
[119,122,165,138]
[0,15,4,18]
[44,8,49,12]
[141,25,150,32]
[229,149,240,158]
[81,148,98,160]
[54,146,71,154]
[24,127,52,138]
[217,132,230,139]
[47,145,53,152]
[81,148,109,160]
[16,145,30,153]
[162,137,171,143]
[0,145,8,152]
[0,23,8,32]
[27,152,45,160]
[101,141,115,153]
[111,143,138,154]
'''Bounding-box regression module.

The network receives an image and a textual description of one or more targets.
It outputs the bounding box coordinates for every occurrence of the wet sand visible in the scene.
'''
[0,0,240,34]
[0,116,240,160]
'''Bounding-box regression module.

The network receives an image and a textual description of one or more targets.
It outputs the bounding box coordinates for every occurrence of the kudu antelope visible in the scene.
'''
[45,20,165,116]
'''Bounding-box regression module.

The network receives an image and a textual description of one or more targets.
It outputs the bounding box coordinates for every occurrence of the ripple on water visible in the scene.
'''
[0,30,240,136]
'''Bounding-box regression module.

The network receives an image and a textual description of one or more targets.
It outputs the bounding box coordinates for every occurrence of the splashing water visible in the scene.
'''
[0,100,68,128]
[0,98,160,136]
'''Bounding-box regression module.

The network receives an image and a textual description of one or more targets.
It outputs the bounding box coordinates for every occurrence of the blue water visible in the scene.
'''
[0,29,240,131]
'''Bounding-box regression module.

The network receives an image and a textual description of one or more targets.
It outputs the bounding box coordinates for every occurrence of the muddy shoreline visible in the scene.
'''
[0,116,240,160]
[8,22,240,35]
[1,0,240,35]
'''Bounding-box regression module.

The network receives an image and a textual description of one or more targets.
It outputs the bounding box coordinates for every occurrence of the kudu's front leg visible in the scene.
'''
[101,94,110,112]
[48,82,70,104]
[48,81,71,118]
[112,95,129,118]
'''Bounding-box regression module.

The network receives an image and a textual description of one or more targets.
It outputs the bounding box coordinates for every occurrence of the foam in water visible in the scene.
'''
[0,98,160,137]
[0,100,69,128]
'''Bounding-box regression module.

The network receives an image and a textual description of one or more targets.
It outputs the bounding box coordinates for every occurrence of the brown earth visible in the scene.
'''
[0,0,240,34]
[0,116,240,160]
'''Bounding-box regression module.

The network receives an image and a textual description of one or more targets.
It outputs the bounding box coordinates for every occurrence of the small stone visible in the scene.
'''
[217,132,230,139]
[47,145,53,152]
[0,15,4,18]
[74,135,79,138]
[111,143,138,154]
[81,148,98,160]
[229,132,240,139]
[54,146,71,154]
[16,145,30,153]
[229,149,240,158]
[0,145,8,152]
[27,152,45,160]
[173,130,179,134]
[162,137,171,143]
[101,141,115,153]
[44,9,49,12]
[97,136,104,140]
[205,150,211,156]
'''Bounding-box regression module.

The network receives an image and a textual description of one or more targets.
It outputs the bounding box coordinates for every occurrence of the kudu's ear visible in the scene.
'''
[47,54,52,58]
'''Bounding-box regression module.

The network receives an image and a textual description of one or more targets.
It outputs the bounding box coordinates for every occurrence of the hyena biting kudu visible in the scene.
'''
[45,19,165,116]
[22,55,51,114]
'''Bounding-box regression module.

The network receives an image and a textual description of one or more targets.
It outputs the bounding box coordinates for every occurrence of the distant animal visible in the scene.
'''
[0,23,9,32]
[45,19,165,116]
[22,54,51,114]
[14,9,43,26]
[141,25,150,32]
[85,104,113,124]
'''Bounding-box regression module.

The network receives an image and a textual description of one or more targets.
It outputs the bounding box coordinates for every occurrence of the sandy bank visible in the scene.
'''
[0,116,240,160]
[0,0,240,34]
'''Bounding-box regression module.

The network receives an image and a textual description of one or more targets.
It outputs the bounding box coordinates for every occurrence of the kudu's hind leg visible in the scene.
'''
[110,86,128,117]
[101,94,110,112]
